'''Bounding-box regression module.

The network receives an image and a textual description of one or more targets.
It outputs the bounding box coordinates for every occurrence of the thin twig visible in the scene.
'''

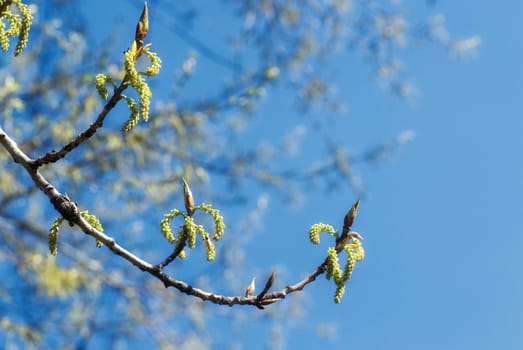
[155,228,187,270]
[30,80,128,168]
[1,126,331,307]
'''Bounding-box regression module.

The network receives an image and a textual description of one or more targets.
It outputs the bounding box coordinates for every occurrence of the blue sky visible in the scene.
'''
[331,2,522,349]
[69,1,523,349]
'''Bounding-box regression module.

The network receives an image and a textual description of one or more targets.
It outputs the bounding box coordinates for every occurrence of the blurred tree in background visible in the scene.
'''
[0,1,478,348]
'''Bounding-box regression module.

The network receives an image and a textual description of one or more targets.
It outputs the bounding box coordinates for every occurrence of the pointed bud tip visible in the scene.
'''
[245,277,256,297]
[182,178,195,215]
[348,231,364,240]
[264,272,275,290]
[135,1,149,43]
[343,199,360,230]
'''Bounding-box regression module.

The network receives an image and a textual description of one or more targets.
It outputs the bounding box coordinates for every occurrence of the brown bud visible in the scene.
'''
[182,178,195,216]
[135,2,149,43]
[343,199,360,233]
[264,271,275,292]
[259,298,279,306]
[348,231,364,241]
[245,277,256,297]
[255,272,276,302]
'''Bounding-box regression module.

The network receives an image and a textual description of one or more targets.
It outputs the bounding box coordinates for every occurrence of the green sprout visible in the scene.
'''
[160,181,225,262]
[0,0,33,56]
[308,199,365,303]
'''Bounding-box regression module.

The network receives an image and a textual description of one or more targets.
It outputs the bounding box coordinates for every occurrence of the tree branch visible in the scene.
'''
[0,125,333,308]
[29,80,128,168]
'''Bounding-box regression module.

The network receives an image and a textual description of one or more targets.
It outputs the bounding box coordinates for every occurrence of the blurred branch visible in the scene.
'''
[0,208,133,293]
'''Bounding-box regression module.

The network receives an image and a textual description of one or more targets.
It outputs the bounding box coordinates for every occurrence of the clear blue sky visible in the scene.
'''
[78,1,522,349]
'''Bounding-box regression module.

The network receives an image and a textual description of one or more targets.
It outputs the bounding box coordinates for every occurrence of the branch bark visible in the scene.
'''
[29,80,128,168]
[1,125,330,308]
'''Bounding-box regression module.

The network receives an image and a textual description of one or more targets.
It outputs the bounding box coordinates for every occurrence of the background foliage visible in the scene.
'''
[0,1,481,349]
